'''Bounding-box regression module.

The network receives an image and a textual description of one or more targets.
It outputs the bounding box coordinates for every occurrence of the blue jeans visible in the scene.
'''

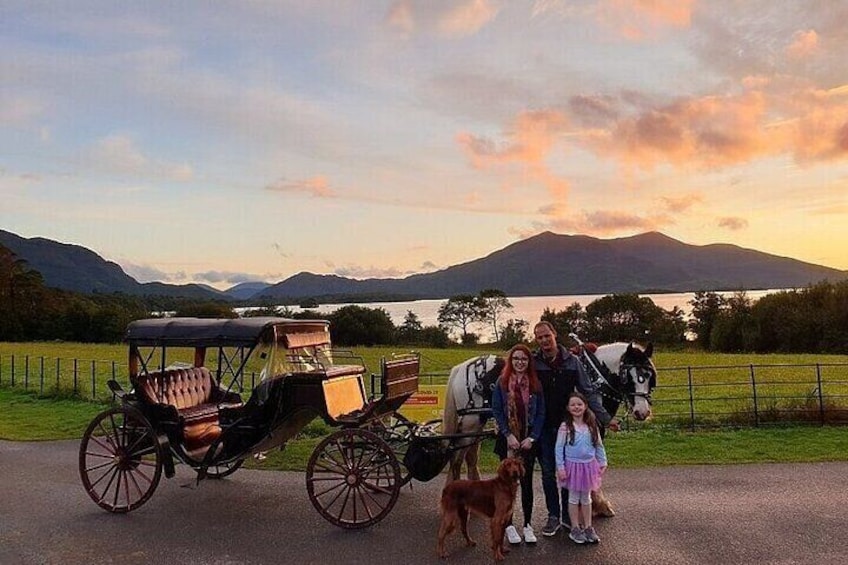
[539,426,569,524]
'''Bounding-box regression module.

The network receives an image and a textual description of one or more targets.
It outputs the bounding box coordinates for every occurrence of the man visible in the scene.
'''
[532,321,619,537]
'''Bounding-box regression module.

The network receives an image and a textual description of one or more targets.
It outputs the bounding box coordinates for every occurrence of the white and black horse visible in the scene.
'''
[441,339,657,485]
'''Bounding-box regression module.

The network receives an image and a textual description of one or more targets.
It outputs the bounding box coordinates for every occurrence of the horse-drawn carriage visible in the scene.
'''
[78,317,435,528]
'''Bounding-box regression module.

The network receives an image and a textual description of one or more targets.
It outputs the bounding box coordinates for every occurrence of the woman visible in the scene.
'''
[491,343,545,545]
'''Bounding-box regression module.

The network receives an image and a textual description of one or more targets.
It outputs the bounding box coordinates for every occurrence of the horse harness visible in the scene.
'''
[579,347,656,416]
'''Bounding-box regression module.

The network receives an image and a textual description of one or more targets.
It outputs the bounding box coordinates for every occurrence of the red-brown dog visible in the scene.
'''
[437,457,525,561]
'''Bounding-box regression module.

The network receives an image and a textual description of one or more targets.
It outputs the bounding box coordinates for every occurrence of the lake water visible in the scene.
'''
[277,289,782,343]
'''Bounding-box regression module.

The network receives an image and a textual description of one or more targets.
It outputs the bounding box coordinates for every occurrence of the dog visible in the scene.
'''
[437,457,525,561]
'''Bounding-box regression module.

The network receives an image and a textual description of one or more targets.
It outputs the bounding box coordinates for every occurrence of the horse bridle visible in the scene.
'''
[584,352,656,415]
[617,361,656,405]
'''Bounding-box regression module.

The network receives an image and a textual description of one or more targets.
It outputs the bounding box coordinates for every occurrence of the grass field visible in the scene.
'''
[2,341,847,440]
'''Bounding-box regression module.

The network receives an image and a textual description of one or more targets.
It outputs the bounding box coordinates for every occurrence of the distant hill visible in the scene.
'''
[257,231,846,301]
[224,281,271,300]
[3,228,844,302]
[0,229,225,300]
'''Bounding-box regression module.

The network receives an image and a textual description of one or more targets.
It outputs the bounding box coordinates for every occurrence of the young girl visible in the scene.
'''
[555,391,607,544]
[492,344,545,545]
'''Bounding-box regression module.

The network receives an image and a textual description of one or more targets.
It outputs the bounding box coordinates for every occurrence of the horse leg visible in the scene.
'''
[465,442,481,481]
[445,448,465,486]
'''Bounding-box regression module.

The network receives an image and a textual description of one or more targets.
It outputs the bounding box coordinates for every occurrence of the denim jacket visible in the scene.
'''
[491,378,545,442]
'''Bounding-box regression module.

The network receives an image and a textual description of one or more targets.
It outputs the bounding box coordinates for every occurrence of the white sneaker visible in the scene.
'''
[523,525,537,544]
[505,525,522,545]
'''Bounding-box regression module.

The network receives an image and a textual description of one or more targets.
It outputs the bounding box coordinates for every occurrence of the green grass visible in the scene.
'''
[0,388,106,441]
[2,342,848,467]
[3,387,846,471]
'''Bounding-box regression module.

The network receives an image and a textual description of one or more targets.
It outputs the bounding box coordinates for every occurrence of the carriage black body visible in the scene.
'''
[78,317,421,528]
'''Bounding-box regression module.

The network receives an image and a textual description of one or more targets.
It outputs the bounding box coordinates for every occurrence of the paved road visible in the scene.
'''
[1,439,846,564]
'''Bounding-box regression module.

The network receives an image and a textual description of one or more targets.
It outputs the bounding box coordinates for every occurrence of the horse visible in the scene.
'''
[441,340,657,513]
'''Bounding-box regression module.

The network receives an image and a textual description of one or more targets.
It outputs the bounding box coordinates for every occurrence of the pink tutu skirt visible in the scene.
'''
[561,459,602,492]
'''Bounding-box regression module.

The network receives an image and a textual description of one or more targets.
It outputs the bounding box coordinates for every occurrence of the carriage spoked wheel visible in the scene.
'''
[78,406,163,513]
[366,412,415,486]
[306,428,401,529]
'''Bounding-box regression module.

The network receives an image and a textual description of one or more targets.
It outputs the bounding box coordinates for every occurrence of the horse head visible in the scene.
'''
[619,342,657,421]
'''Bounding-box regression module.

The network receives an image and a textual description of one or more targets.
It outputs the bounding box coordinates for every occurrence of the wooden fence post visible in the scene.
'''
[750,364,758,427]
[687,366,695,431]
[816,364,824,425]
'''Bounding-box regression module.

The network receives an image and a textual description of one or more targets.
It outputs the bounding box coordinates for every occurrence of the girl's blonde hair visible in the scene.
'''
[562,391,601,447]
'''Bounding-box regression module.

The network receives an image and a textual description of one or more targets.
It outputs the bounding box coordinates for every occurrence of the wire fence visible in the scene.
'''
[2,353,847,429]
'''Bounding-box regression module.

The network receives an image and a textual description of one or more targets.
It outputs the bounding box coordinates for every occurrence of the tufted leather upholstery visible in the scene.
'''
[136,367,239,452]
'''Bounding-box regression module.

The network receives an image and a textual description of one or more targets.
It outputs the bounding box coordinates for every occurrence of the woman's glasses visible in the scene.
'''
[511,356,529,363]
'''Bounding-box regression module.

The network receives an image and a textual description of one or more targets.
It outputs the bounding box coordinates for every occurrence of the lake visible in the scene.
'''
[276,289,783,343]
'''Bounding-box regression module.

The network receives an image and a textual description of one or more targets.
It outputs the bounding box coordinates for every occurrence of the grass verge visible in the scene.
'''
[3,388,846,471]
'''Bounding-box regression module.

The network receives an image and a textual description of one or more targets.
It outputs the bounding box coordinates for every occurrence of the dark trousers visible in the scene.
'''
[539,426,569,525]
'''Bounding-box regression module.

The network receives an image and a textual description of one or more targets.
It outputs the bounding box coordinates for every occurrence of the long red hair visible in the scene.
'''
[499,344,541,394]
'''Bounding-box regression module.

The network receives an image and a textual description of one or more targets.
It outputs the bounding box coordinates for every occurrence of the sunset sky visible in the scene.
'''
[3,1,847,290]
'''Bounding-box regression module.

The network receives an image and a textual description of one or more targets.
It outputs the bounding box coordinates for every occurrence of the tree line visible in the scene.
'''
[3,244,846,352]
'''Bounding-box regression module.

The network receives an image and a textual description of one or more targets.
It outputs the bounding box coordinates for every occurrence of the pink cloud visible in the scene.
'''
[786,30,820,60]
[438,0,499,37]
[596,0,694,41]
[717,217,749,230]
[659,193,704,213]
[265,176,335,197]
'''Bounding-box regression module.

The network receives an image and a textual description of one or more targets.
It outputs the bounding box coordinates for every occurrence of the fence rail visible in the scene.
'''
[2,354,847,429]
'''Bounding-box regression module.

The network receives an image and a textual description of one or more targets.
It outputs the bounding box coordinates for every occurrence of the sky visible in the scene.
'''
[2,0,847,290]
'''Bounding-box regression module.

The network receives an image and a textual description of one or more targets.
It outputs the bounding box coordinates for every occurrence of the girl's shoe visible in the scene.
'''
[505,525,522,545]
[523,525,537,544]
[568,527,586,544]
[583,526,600,543]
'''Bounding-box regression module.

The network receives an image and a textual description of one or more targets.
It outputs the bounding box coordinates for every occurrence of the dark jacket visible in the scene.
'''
[491,378,545,443]
[533,344,612,429]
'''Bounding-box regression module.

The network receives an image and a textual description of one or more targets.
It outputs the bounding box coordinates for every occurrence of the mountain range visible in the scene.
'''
[2,228,845,302]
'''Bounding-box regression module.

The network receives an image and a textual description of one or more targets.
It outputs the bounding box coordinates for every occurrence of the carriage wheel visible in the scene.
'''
[306,428,401,529]
[367,412,415,486]
[79,406,162,513]
[205,459,244,479]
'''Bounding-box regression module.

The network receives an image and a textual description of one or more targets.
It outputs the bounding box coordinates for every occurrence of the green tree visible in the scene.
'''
[584,293,685,344]
[688,291,726,348]
[478,289,513,342]
[437,294,485,343]
[540,303,587,338]
[174,301,237,318]
[327,305,396,346]
[497,318,529,349]
[709,292,756,352]
[396,310,424,344]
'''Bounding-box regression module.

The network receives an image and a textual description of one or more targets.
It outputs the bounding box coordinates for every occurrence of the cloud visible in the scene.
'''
[265,176,336,198]
[438,0,499,37]
[513,208,674,238]
[659,193,704,213]
[89,134,194,181]
[333,264,413,279]
[193,270,267,285]
[717,216,749,230]
[457,109,571,203]
[121,262,186,283]
[385,1,415,36]
[785,29,820,60]
[595,0,694,41]
[385,0,498,39]
[581,90,778,170]
[0,94,44,125]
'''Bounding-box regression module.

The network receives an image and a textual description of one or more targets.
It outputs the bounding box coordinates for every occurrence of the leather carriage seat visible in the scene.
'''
[136,367,241,452]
